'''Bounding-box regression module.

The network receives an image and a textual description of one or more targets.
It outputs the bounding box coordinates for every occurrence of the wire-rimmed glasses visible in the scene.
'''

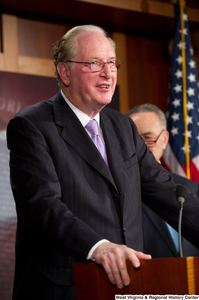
[141,129,165,147]
[66,59,122,72]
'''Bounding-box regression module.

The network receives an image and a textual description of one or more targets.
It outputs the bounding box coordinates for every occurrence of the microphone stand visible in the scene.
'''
[178,198,184,258]
[175,185,188,258]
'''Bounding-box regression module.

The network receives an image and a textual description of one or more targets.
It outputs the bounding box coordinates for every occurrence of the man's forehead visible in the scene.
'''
[75,31,115,56]
[131,112,158,124]
[75,31,108,45]
[130,112,162,134]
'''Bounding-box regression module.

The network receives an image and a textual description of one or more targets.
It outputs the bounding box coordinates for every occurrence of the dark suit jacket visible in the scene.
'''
[7,91,199,300]
[142,173,199,258]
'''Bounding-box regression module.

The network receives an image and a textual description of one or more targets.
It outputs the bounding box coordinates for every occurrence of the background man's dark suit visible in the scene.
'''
[143,172,199,258]
[7,91,199,299]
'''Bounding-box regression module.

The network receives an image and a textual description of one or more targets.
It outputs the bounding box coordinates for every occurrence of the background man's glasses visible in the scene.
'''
[142,129,165,147]
[66,59,122,72]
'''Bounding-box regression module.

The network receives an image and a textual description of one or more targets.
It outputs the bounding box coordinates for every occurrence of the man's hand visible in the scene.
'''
[92,241,151,289]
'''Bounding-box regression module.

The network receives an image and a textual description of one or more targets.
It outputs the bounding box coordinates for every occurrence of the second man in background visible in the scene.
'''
[127,103,199,258]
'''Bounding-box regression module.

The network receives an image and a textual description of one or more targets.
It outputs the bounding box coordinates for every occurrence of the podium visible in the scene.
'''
[73,257,199,299]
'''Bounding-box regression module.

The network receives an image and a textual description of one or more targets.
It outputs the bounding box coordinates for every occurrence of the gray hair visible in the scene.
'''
[126,103,167,130]
[52,25,116,84]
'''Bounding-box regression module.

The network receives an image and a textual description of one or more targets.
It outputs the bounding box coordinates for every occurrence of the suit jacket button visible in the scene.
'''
[123,227,126,232]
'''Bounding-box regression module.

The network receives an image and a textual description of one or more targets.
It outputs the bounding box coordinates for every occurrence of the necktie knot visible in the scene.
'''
[85,119,99,137]
[85,119,109,167]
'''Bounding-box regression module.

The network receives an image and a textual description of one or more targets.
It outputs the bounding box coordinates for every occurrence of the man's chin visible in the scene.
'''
[100,96,112,106]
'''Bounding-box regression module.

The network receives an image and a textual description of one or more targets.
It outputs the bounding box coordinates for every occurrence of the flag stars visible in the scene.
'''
[179,28,188,35]
[196,134,199,142]
[172,98,181,107]
[187,73,196,83]
[176,55,183,64]
[187,87,195,97]
[187,115,193,125]
[183,13,188,21]
[173,84,182,93]
[183,130,192,138]
[189,60,196,68]
[175,69,182,79]
[171,127,179,136]
[181,144,190,153]
[186,101,194,111]
[171,112,180,122]
[177,41,186,50]
[190,47,194,55]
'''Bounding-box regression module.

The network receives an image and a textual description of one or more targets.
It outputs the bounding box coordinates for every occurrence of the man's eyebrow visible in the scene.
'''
[142,131,153,136]
[90,56,116,60]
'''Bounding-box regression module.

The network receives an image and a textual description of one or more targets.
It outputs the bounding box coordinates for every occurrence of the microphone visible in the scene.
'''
[175,185,189,257]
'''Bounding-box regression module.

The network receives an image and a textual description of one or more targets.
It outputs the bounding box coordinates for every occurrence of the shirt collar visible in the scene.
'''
[61,90,100,127]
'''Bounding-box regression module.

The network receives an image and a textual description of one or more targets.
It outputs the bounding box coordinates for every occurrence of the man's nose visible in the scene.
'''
[100,62,112,77]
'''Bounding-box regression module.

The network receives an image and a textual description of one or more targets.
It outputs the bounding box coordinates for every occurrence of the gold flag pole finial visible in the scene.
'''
[179,0,186,8]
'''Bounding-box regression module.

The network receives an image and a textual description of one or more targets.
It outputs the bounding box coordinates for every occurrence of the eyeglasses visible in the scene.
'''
[66,59,122,72]
[141,129,165,148]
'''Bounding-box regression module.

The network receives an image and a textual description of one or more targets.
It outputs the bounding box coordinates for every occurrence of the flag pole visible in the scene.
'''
[179,0,190,179]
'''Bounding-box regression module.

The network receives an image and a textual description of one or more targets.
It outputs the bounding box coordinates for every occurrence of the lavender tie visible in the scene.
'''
[85,119,109,167]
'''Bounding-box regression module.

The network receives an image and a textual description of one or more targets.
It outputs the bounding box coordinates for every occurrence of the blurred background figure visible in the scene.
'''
[127,103,199,258]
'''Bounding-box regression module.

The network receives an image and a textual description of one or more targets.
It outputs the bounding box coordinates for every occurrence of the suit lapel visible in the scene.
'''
[100,111,124,193]
[52,93,116,189]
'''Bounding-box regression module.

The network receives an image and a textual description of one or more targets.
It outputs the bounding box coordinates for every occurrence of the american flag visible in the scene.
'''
[162,0,199,183]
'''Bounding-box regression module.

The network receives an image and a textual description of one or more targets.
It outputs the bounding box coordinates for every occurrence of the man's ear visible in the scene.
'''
[162,130,169,150]
[57,62,70,86]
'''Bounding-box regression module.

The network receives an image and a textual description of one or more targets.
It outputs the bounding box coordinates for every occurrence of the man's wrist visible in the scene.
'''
[87,239,109,261]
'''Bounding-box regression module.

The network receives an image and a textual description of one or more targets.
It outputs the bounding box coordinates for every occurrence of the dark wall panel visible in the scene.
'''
[126,35,171,113]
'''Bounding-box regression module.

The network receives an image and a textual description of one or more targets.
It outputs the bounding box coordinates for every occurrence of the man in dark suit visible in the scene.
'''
[7,26,199,300]
[127,103,199,258]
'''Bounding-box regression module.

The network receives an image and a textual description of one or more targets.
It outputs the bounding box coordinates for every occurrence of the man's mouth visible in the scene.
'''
[98,85,109,89]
